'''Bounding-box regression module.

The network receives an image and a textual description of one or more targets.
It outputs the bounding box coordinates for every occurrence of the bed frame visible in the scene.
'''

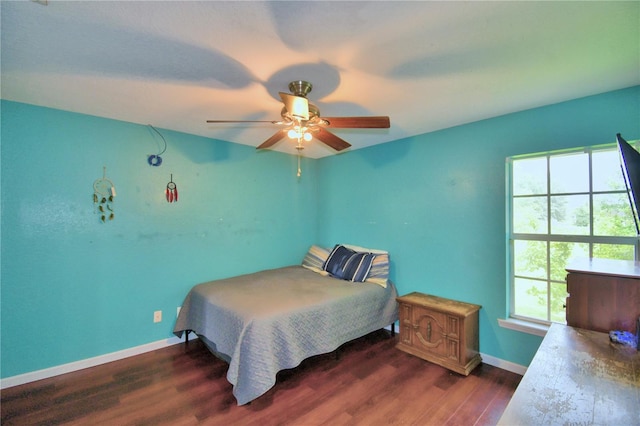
[182,322,396,344]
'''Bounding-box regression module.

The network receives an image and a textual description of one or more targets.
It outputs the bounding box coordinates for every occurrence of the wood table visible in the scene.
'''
[497,323,640,425]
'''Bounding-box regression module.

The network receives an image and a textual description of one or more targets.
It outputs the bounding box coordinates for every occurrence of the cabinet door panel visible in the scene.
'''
[447,339,459,361]
[413,308,446,357]
[400,303,412,324]
[399,303,413,345]
[447,315,460,339]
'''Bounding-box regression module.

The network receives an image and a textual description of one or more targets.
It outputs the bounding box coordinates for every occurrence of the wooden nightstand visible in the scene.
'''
[396,292,481,375]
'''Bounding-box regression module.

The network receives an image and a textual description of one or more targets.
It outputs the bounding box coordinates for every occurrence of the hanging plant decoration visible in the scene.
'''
[93,166,116,222]
[166,174,178,203]
[147,124,167,167]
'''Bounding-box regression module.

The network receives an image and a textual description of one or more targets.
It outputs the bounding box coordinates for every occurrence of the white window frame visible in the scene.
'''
[503,143,640,334]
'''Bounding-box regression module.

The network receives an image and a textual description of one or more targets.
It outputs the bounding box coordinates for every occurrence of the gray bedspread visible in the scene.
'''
[173,265,398,405]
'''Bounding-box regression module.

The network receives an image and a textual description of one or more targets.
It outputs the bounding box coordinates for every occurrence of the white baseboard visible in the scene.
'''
[0,335,195,390]
[480,352,527,376]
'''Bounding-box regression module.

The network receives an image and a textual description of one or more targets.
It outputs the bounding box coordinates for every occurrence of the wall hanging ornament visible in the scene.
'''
[93,166,116,222]
[147,124,167,167]
[166,174,178,203]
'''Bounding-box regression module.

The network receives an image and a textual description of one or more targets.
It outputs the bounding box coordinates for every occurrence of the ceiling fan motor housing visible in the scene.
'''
[288,80,313,97]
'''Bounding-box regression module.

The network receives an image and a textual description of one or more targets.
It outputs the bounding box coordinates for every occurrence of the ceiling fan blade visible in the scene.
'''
[279,92,309,121]
[314,128,352,151]
[256,129,287,150]
[207,120,281,124]
[321,116,390,128]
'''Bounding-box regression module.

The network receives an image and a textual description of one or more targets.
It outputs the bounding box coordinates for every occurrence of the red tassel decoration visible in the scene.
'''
[166,175,178,203]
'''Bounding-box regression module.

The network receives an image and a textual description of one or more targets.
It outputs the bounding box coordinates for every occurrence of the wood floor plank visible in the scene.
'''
[443,364,509,425]
[1,330,521,425]
[473,366,523,426]
[290,362,398,424]
[350,361,448,425]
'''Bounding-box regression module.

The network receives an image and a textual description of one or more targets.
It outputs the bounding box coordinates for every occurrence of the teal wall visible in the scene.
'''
[316,86,640,366]
[1,86,638,379]
[0,101,319,378]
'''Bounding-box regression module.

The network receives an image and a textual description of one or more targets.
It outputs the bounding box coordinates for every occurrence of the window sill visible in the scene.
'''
[498,318,549,337]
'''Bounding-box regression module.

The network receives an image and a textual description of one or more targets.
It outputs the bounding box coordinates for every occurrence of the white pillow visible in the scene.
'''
[342,244,388,255]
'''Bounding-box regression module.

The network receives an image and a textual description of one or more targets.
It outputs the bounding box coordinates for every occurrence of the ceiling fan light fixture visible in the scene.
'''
[290,98,308,120]
[287,126,313,142]
[279,92,309,121]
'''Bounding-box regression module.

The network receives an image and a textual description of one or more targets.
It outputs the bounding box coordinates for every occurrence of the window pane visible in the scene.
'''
[513,196,547,233]
[514,240,547,279]
[549,241,588,281]
[550,152,588,193]
[593,149,625,192]
[593,243,635,260]
[513,157,547,196]
[550,195,589,235]
[514,278,547,321]
[593,193,636,236]
[550,281,567,323]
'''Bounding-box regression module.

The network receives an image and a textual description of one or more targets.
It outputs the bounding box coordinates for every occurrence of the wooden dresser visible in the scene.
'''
[566,258,640,333]
[396,292,481,375]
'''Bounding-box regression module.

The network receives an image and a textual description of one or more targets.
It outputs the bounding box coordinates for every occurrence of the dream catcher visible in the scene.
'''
[166,174,178,203]
[93,166,116,222]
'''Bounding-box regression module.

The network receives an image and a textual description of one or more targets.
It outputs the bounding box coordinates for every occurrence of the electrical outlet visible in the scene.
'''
[153,310,162,323]
[177,306,181,318]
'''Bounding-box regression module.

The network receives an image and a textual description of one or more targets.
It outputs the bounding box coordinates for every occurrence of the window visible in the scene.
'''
[507,143,639,325]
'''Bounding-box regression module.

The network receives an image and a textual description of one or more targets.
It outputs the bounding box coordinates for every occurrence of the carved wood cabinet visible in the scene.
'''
[396,292,481,375]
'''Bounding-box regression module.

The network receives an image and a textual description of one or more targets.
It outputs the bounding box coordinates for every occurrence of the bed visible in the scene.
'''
[173,244,399,405]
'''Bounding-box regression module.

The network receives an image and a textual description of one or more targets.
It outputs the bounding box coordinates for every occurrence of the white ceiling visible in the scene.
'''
[2,1,639,158]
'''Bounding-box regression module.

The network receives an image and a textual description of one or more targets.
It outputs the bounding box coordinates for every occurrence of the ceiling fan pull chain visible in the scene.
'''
[295,135,304,177]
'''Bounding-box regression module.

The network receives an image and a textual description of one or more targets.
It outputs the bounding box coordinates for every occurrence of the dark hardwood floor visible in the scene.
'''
[1,330,521,425]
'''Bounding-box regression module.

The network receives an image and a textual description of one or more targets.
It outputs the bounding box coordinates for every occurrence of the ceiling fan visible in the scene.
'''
[206,80,390,152]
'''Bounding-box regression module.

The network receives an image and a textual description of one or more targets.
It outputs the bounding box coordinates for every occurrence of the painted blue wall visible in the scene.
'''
[2,86,638,379]
[0,101,319,378]
[316,86,640,366]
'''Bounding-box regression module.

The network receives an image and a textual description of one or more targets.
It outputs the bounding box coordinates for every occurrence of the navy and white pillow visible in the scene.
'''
[323,244,377,282]
[302,243,390,287]
[343,244,389,287]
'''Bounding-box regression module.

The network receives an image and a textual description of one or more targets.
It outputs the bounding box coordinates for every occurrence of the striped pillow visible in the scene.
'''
[323,244,377,282]
[343,244,390,288]
[302,245,331,275]
[365,253,389,288]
